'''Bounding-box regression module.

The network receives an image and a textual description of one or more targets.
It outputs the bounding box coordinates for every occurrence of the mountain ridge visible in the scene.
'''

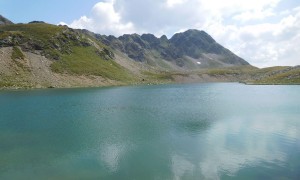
[0,15,299,89]
[92,29,249,70]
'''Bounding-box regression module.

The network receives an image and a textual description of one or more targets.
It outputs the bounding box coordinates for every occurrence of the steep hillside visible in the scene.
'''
[0,22,137,88]
[95,29,249,70]
[0,15,299,89]
[170,30,249,66]
[0,15,13,25]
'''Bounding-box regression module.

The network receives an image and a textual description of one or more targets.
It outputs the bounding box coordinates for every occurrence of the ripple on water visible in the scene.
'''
[0,83,300,179]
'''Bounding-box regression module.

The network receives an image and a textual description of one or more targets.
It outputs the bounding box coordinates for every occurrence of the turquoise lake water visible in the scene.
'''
[0,83,299,179]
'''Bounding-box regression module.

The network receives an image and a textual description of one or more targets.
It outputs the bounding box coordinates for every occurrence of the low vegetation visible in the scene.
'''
[0,23,62,42]
[1,21,300,89]
[11,46,25,60]
[0,23,93,60]
[1,23,135,79]
[142,71,175,81]
[51,46,134,81]
[249,67,300,84]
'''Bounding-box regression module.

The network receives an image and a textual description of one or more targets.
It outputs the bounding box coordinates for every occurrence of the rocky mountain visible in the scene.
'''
[0,15,299,89]
[95,29,249,69]
[0,15,13,26]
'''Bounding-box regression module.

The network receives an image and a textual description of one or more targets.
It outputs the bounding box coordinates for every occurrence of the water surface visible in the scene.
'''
[0,83,299,179]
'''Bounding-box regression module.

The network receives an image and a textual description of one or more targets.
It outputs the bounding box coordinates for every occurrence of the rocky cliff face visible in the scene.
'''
[96,29,249,69]
[169,30,249,65]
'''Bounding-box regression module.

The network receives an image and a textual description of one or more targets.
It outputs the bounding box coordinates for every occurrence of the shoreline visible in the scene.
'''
[1,80,299,91]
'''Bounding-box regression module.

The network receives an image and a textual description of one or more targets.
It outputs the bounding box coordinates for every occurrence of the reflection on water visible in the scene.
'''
[199,115,295,180]
[0,84,299,179]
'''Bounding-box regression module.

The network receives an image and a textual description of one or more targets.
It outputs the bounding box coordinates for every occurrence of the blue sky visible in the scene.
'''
[0,0,99,24]
[1,0,300,67]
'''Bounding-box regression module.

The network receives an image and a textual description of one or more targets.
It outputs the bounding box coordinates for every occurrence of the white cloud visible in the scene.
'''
[63,0,135,36]
[68,16,94,30]
[165,0,187,8]
[233,9,275,22]
[205,6,300,67]
[63,0,300,67]
[198,1,300,67]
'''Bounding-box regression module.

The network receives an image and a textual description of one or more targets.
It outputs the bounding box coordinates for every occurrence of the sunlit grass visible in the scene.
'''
[51,46,134,81]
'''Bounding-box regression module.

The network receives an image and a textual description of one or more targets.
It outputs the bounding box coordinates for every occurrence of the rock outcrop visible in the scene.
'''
[95,29,249,69]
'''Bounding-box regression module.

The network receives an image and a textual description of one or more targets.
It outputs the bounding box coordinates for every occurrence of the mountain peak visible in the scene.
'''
[94,29,250,68]
[170,29,216,46]
[183,29,205,34]
[0,15,14,26]
[160,35,168,41]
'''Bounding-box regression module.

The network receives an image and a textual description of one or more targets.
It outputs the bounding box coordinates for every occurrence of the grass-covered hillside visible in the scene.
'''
[246,66,300,84]
[0,23,135,88]
[0,19,299,89]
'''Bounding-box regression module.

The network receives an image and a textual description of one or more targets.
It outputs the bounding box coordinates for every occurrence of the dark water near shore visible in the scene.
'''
[0,83,299,179]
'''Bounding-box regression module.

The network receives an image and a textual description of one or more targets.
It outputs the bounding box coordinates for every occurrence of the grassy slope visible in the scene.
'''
[142,65,255,82]
[0,23,69,60]
[1,23,299,87]
[0,23,62,41]
[11,46,25,60]
[0,23,136,86]
[249,66,300,84]
[199,65,257,76]
[142,65,300,85]
[51,46,134,81]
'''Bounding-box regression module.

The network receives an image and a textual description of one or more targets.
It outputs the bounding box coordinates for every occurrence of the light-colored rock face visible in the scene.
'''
[0,47,14,75]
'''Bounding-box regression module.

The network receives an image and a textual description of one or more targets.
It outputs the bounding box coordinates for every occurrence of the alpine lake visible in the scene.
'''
[0,83,299,179]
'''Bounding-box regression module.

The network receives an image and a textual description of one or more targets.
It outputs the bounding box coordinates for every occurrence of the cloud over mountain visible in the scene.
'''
[63,0,300,67]
[66,0,135,35]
